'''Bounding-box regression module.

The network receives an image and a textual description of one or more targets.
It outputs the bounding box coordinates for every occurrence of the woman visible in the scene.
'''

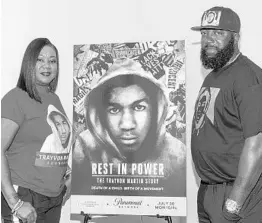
[1,38,72,223]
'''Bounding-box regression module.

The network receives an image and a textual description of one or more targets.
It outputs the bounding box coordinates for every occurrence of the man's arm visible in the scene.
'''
[225,132,262,214]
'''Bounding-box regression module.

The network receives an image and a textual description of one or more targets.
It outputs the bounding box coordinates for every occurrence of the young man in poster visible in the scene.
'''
[72,58,186,197]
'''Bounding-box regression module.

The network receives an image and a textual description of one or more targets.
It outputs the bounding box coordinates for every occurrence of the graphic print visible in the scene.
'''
[71,41,186,217]
[202,10,222,27]
[35,105,72,167]
[192,87,220,135]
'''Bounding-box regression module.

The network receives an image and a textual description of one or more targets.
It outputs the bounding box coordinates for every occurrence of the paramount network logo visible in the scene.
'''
[113,198,143,206]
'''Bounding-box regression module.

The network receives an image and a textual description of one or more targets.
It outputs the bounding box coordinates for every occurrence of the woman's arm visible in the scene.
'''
[1,118,20,207]
[1,118,37,223]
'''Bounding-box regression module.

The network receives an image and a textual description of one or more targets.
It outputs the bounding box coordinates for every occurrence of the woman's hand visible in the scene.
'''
[62,172,72,206]
[15,201,37,223]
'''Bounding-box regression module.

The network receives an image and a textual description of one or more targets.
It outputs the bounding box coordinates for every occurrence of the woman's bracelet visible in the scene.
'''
[14,200,24,218]
[11,199,22,214]
[11,199,24,214]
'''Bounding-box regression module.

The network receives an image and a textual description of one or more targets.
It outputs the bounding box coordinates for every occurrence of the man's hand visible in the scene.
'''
[15,201,37,223]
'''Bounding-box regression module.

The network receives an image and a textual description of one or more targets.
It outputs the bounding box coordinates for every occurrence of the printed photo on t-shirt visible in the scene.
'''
[192,87,220,135]
[35,104,72,167]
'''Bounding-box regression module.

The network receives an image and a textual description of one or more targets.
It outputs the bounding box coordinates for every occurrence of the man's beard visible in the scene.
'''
[201,35,235,71]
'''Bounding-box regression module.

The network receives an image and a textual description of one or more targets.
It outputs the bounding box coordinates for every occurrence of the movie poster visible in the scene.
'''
[71,40,186,217]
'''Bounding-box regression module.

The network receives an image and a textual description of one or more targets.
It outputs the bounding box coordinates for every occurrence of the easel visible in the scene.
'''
[79,212,173,223]
[80,212,91,223]
[156,214,173,223]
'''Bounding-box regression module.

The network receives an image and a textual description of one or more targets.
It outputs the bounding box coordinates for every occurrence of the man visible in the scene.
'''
[49,110,71,149]
[192,87,211,136]
[102,81,153,162]
[72,58,186,197]
[39,106,72,154]
[191,6,262,223]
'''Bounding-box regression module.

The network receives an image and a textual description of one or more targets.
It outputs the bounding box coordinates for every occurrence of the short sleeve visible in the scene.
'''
[1,88,25,125]
[235,84,262,138]
[54,93,66,115]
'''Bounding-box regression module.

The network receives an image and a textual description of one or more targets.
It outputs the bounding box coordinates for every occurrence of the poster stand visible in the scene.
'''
[156,214,173,223]
[80,212,91,223]
[80,212,173,223]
